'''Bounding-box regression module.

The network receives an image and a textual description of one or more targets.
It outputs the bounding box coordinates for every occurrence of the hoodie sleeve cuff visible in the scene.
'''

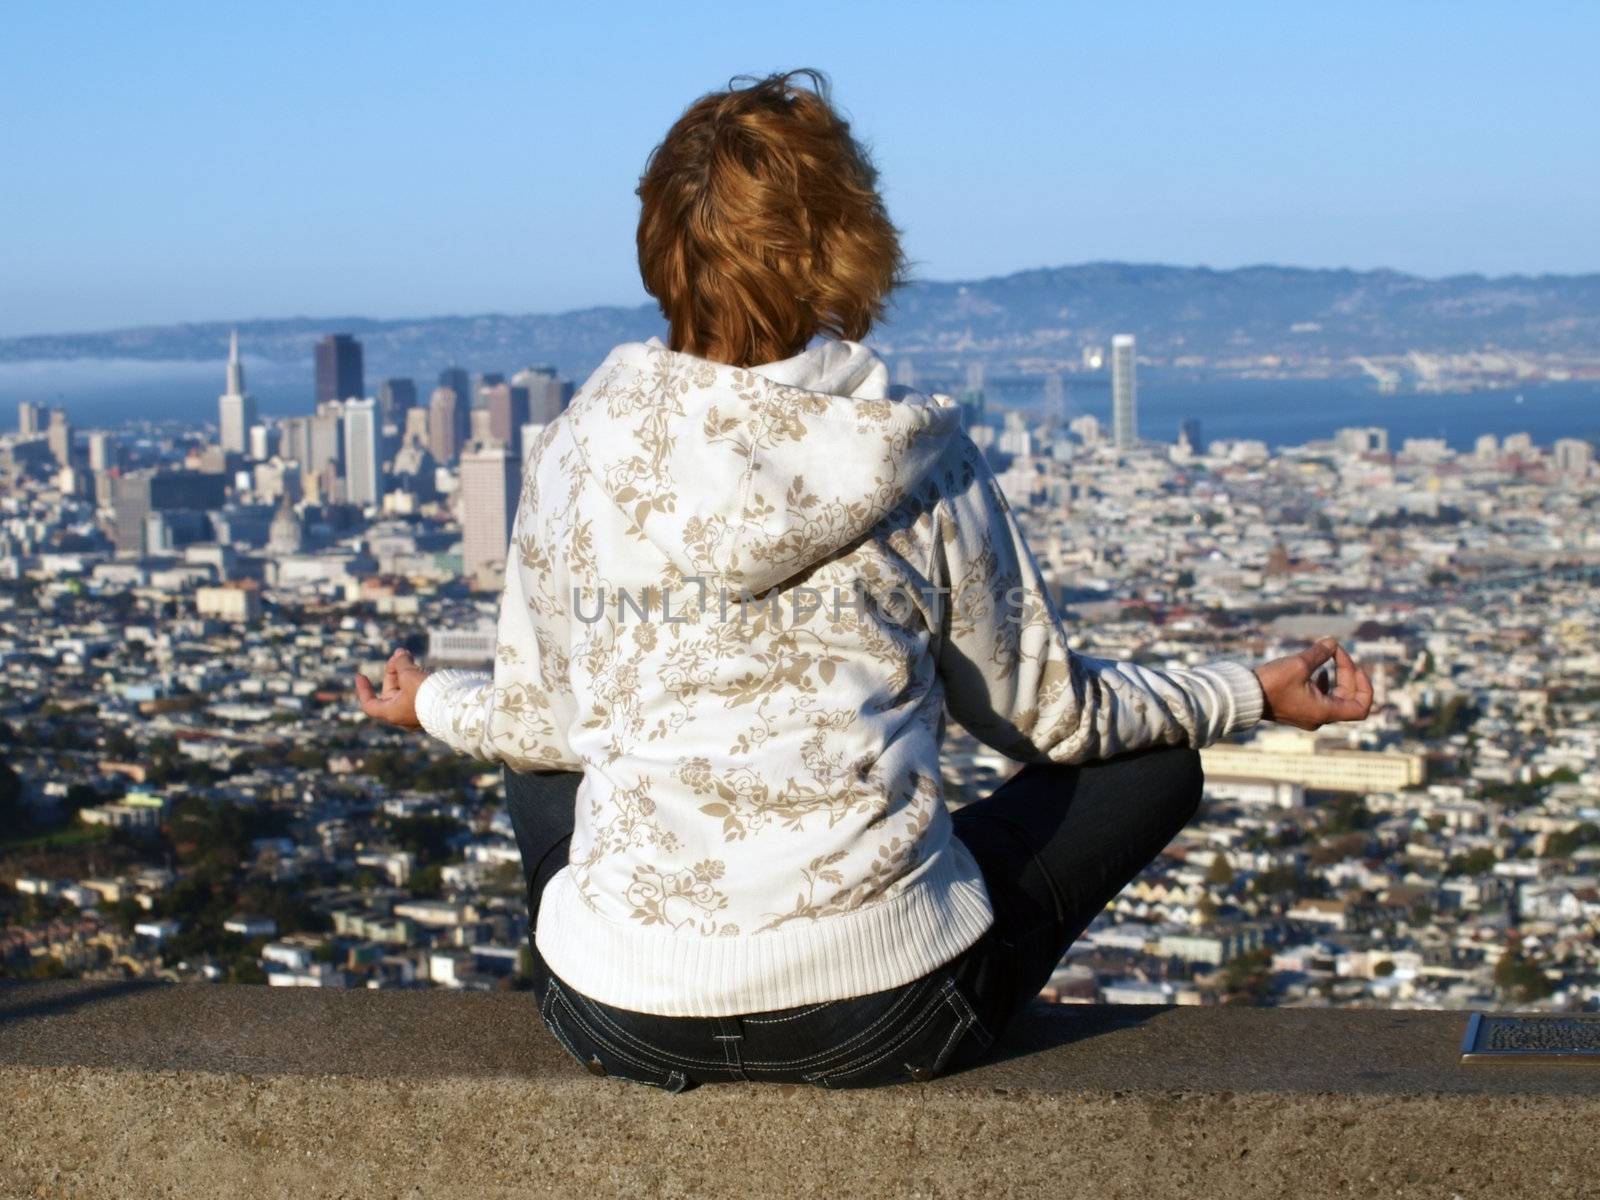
[1205,659,1266,740]
[415,668,491,749]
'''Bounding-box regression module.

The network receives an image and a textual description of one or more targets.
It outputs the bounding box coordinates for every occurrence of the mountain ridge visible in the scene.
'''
[6,261,1598,381]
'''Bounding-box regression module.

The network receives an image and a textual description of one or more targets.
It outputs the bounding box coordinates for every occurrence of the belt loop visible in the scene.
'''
[712,1015,748,1079]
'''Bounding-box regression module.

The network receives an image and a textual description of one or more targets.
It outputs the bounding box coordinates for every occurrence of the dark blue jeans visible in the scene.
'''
[506,746,1204,1092]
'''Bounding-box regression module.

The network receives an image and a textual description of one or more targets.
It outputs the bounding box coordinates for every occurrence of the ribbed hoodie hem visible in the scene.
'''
[533,836,997,1017]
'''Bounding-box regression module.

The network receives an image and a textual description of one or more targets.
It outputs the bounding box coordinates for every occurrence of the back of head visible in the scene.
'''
[636,69,905,369]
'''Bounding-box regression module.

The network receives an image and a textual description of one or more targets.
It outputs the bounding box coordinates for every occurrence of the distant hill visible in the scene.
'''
[5,262,1598,382]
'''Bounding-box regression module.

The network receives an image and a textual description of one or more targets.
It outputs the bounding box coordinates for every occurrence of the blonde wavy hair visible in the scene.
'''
[635,68,906,368]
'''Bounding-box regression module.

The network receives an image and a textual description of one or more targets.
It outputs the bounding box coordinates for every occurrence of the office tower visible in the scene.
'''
[1043,372,1067,428]
[47,409,73,467]
[112,469,227,555]
[472,372,506,401]
[1474,434,1500,462]
[402,406,431,449]
[218,330,257,455]
[1180,418,1205,455]
[17,401,42,436]
[378,378,417,422]
[343,398,383,506]
[87,431,118,472]
[470,408,495,444]
[438,366,471,414]
[459,440,519,584]
[513,366,567,424]
[428,386,463,464]
[314,334,365,404]
[1111,334,1137,450]
[957,362,986,431]
[481,382,529,450]
[279,416,312,466]
[248,423,271,461]
[1553,438,1594,478]
[309,401,344,477]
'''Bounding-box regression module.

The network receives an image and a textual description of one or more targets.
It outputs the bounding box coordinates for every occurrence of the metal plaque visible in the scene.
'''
[1461,1013,1600,1063]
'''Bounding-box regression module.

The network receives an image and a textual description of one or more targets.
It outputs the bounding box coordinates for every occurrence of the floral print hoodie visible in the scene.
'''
[416,335,1264,1015]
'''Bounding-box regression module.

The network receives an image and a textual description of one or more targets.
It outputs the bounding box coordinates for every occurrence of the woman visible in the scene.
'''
[356,68,1373,1092]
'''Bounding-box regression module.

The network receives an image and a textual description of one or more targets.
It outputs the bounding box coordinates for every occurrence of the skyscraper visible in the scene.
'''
[46,408,73,467]
[459,440,519,585]
[17,401,42,436]
[218,330,257,456]
[314,334,365,405]
[309,401,344,477]
[481,382,529,451]
[111,469,226,556]
[343,398,383,507]
[428,386,463,464]
[513,366,567,424]
[1111,334,1137,450]
[378,378,417,423]
[1043,371,1067,429]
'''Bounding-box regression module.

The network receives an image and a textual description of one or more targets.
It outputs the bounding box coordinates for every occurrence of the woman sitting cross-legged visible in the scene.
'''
[355,68,1373,1092]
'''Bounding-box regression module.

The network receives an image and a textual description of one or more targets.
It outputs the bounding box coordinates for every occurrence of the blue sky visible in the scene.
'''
[2,1,1596,337]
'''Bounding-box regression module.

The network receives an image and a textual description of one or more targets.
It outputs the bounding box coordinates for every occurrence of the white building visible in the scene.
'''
[459,440,518,585]
[343,397,383,507]
[217,330,257,456]
[1111,333,1137,449]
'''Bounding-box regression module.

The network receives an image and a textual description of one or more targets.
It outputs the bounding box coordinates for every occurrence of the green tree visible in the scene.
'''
[1494,950,1554,1003]
[1205,854,1235,887]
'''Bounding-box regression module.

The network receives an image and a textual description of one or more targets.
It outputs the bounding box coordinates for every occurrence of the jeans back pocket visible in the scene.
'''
[541,977,693,1094]
[803,975,994,1089]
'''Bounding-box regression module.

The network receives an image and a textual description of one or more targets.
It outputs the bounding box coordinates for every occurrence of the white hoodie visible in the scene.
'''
[417,335,1264,1016]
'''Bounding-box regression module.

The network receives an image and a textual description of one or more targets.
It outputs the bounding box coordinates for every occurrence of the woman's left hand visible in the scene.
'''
[355,648,429,730]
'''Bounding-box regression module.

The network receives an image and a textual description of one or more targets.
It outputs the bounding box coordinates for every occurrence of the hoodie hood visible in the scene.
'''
[563,336,961,593]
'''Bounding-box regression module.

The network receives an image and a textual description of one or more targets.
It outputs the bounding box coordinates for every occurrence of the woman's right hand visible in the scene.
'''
[1253,638,1374,730]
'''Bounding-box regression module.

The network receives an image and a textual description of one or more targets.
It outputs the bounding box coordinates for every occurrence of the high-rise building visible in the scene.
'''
[46,408,73,467]
[1111,334,1137,450]
[248,424,271,461]
[87,431,118,472]
[481,382,529,451]
[513,366,568,424]
[111,469,226,556]
[459,440,519,584]
[378,378,417,423]
[1043,372,1067,428]
[218,330,257,456]
[428,386,463,464]
[17,401,42,436]
[314,334,365,405]
[1180,418,1205,455]
[402,406,431,449]
[309,401,344,477]
[1553,438,1594,479]
[343,398,383,507]
[279,416,312,466]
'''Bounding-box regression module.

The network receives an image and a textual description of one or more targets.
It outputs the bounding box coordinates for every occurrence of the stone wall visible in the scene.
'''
[2,981,1595,1199]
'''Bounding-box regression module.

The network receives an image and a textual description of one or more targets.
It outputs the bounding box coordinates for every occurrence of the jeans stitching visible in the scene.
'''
[570,988,730,1069]
[552,989,686,1080]
[804,983,956,1083]
[739,1004,838,1036]
[738,974,943,1070]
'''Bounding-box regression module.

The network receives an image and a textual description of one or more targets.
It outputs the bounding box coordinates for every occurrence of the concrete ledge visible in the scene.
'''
[2,982,1596,1199]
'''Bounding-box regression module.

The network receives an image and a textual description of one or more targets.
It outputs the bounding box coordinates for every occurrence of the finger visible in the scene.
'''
[1299,638,1337,676]
[354,673,382,717]
[383,659,401,694]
